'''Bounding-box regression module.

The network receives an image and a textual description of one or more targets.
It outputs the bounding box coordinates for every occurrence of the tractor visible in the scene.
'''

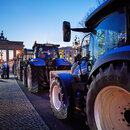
[49,0,130,130]
[27,42,71,93]
[16,48,34,82]
[22,49,34,86]
[16,50,23,81]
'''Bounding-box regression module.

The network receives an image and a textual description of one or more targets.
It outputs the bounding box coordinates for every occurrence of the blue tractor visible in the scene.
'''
[16,48,34,81]
[22,49,34,86]
[49,0,130,130]
[27,42,71,93]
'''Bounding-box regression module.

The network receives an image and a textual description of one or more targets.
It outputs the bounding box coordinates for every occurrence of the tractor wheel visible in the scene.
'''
[17,66,20,80]
[17,66,23,81]
[20,66,23,81]
[27,65,39,93]
[27,65,45,93]
[38,67,46,90]
[86,62,130,130]
[22,67,27,86]
[50,77,73,119]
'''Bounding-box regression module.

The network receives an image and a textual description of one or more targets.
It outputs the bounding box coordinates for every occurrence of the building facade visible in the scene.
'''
[0,31,24,63]
[59,46,79,63]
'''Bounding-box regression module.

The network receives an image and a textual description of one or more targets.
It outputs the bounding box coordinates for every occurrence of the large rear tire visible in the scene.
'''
[50,77,73,119]
[86,62,130,130]
[27,65,45,93]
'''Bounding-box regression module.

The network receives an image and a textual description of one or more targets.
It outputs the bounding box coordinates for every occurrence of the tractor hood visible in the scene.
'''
[54,58,71,67]
[29,58,46,66]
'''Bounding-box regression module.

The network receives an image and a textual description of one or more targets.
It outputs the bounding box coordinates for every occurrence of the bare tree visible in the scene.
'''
[79,0,107,27]
[97,0,107,6]
[79,7,95,27]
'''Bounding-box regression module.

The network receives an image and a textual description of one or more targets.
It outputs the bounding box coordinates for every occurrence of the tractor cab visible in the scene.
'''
[31,42,71,70]
[63,0,129,76]
[23,49,34,61]
[27,42,71,93]
[33,43,59,61]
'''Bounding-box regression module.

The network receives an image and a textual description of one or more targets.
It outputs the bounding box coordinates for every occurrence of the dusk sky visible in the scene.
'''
[0,0,98,49]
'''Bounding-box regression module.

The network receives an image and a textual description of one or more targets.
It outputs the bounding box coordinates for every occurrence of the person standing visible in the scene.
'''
[4,63,9,79]
[1,64,5,78]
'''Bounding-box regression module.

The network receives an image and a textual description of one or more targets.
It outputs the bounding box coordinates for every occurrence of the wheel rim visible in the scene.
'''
[52,85,61,110]
[94,86,130,130]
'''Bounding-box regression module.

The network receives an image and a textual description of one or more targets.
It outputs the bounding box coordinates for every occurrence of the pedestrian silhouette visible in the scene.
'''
[4,63,9,79]
[1,64,5,78]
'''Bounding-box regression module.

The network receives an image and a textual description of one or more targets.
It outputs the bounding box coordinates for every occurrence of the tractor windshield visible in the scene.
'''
[89,10,126,62]
[38,47,59,60]
[23,54,34,61]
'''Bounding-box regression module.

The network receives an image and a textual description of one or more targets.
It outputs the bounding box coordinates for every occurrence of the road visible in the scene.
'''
[17,80,90,130]
[0,75,49,130]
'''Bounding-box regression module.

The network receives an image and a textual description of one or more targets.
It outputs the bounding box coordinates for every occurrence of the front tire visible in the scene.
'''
[86,62,130,130]
[50,77,73,119]
[27,65,45,93]
[27,65,39,93]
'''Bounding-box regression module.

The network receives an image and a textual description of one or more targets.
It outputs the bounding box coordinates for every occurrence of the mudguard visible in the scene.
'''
[29,58,46,66]
[54,58,71,67]
[57,73,73,107]
[89,45,130,78]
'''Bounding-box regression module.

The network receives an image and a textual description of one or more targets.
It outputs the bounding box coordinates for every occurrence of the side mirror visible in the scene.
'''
[63,21,71,42]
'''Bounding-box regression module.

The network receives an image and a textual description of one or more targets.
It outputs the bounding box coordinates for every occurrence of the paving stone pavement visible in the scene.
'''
[0,74,49,130]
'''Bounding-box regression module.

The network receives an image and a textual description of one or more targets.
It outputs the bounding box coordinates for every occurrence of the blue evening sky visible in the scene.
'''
[0,0,97,49]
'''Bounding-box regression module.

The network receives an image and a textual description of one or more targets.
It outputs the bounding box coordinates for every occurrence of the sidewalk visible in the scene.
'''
[0,74,49,130]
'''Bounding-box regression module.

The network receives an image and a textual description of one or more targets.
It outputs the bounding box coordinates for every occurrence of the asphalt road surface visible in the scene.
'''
[17,80,90,130]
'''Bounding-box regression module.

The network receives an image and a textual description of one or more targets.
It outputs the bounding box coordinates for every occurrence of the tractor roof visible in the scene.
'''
[32,43,60,49]
[24,48,34,55]
[85,0,130,29]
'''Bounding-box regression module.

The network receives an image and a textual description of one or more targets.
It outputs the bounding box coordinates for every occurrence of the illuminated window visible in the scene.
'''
[70,57,72,60]
[0,50,6,62]
[9,50,14,60]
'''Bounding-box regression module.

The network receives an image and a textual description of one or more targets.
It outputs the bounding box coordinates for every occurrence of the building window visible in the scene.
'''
[0,50,6,62]
[9,50,14,60]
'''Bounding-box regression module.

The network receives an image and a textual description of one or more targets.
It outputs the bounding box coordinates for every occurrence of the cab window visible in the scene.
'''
[89,10,126,62]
